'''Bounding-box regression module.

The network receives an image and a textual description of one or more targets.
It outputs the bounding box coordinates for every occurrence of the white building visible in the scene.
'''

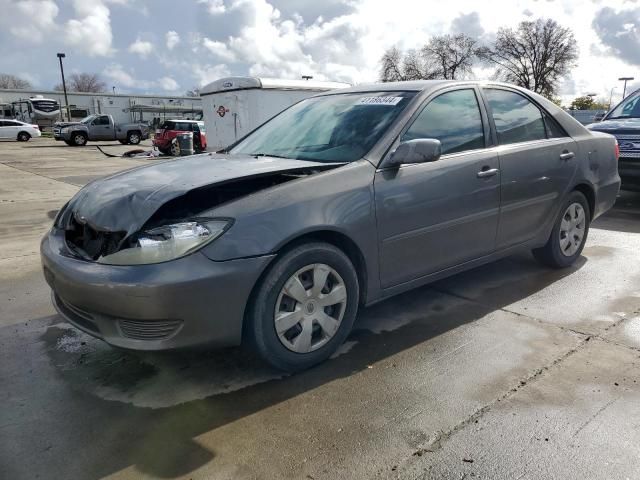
[0,88,202,129]
[200,77,350,150]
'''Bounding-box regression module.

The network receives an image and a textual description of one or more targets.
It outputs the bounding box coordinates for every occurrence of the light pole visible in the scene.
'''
[56,53,71,121]
[619,76,634,99]
[608,87,616,110]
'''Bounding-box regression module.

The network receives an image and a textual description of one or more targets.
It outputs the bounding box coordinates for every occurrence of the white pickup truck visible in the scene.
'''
[53,114,150,146]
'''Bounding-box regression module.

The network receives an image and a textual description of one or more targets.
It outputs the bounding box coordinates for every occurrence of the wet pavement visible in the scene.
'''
[1,139,640,479]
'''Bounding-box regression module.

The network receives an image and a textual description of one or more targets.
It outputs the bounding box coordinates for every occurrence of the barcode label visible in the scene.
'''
[357,96,403,106]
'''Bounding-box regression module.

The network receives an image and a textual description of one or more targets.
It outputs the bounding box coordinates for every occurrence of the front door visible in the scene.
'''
[375,88,501,288]
[91,115,114,140]
[481,88,578,249]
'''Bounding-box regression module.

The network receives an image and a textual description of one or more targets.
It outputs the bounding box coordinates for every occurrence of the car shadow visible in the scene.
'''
[592,190,640,233]
[25,251,586,479]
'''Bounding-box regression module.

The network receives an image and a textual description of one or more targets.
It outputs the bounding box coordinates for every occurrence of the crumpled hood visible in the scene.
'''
[60,153,333,234]
[587,117,640,131]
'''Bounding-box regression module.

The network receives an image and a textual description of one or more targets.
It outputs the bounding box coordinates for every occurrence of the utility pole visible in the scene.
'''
[57,53,71,121]
[618,76,634,99]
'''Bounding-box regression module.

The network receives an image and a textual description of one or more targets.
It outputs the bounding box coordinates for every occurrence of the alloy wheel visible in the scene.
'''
[559,202,586,257]
[274,263,347,353]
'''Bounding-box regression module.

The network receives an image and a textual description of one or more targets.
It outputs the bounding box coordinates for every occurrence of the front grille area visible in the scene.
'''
[118,319,183,340]
[620,151,640,158]
[65,215,126,260]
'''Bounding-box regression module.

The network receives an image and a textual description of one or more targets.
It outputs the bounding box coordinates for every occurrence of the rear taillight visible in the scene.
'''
[32,125,39,129]
[614,140,620,160]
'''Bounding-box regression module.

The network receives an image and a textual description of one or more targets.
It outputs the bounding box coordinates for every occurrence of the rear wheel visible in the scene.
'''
[246,242,359,372]
[127,131,141,145]
[72,132,87,146]
[170,141,179,156]
[533,191,590,268]
[17,131,31,142]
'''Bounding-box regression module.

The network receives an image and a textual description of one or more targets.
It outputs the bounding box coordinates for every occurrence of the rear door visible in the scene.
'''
[3,120,20,139]
[481,87,578,248]
[375,87,501,288]
[0,121,8,138]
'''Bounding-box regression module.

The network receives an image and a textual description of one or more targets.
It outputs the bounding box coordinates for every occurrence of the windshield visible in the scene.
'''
[79,115,96,124]
[607,90,640,119]
[230,91,417,162]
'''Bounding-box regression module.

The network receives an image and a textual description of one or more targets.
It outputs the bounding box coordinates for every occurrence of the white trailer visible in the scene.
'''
[200,77,349,150]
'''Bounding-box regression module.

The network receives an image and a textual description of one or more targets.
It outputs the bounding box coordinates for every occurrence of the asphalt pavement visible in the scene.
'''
[1,138,639,479]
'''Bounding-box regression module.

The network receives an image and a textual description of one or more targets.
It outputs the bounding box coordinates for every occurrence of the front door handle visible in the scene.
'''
[560,151,575,160]
[477,167,499,178]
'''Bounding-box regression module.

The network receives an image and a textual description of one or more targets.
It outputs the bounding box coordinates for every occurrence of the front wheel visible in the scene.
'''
[72,132,87,146]
[246,242,359,372]
[533,191,590,268]
[127,131,141,145]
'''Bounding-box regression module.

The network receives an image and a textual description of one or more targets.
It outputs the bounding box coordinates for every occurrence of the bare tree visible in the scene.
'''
[0,73,32,89]
[54,73,106,93]
[480,19,578,97]
[380,46,406,82]
[380,34,481,82]
[422,34,479,80]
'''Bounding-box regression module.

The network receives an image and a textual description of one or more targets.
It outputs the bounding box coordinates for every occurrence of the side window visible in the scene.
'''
[402,89,485,155]
[484,89,546,145]
[100,116,110,125]
[0,121,6,127]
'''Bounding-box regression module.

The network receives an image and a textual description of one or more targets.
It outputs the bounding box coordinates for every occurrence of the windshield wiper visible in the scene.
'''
[250,153,292,159]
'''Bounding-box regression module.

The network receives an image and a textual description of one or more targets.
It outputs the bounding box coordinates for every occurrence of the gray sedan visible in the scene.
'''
[41,80,620,371]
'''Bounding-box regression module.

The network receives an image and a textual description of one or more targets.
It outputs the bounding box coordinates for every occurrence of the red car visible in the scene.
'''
[153,119,207,155]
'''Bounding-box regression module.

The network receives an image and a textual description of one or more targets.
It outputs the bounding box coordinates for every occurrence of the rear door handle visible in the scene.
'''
[477,167,499,178]
[560,151,575,160]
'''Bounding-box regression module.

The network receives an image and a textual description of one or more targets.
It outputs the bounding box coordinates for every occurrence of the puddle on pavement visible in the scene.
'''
[44,323,286,408]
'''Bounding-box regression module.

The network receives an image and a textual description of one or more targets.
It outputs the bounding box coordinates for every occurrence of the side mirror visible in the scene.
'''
[387,139,442,167]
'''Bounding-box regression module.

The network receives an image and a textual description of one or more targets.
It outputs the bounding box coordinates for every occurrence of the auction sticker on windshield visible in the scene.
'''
[357,96,403,106]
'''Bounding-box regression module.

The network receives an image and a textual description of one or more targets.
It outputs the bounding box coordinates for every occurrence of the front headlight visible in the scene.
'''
[97,219,231,265]
[61,127,69,133]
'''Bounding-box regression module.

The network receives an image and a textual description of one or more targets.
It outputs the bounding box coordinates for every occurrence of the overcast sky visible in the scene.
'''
[0,0,638,103]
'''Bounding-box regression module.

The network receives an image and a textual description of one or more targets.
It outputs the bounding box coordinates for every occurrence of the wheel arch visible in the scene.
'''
[17,130,31,140]
[572,183,596,219]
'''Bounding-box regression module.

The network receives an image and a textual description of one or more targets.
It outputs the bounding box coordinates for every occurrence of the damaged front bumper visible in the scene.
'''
[41,229,274,350]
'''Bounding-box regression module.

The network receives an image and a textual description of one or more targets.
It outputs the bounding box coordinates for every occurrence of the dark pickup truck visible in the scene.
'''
[53,114,150,146]
[588,88,640,191]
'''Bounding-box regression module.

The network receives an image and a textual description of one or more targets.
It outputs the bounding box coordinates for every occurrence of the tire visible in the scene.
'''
[17,131,31,142]
[118,140,128,145]
[72,132,87,146]
[532,191,590,268]
[64,140,74,146]
[170,141,179,156]
[245,242,360,372]
[127,131,141,145]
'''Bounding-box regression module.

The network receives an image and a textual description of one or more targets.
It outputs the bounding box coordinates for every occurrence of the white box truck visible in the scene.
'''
[200,77,349,150]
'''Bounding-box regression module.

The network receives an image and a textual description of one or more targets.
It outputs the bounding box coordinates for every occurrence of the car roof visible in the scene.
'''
[164,119,201,123]
[322,80,544,96]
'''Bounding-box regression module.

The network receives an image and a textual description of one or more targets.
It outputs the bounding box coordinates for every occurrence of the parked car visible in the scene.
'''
[42,80,620,371]
[0,119,41,141]
[53,114,149,146]
[153,119,207,155]
[587,88,640,191]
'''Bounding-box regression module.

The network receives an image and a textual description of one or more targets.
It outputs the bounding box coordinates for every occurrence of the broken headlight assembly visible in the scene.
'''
[97,219,231,265]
